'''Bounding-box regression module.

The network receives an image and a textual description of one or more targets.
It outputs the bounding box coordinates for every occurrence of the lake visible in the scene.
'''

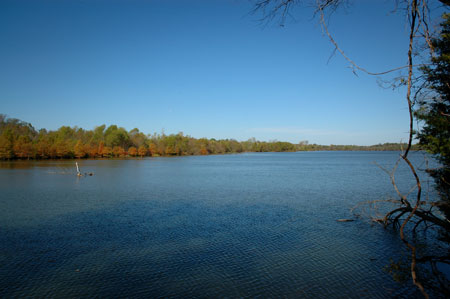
[0,151,434,298]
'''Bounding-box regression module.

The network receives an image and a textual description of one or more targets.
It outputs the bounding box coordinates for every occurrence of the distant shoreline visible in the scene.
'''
[0,148,424,162]
[0,115,421,160]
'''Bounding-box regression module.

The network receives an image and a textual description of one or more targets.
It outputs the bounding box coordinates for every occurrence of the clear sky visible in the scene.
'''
[0,0,444,145]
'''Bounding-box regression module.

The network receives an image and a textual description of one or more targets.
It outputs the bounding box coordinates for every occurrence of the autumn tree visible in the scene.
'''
[147,143,157,156]
[137,145,146,157]
[0,133,13,159]
[74,140,87,159]
[128,146,138,157]
[102,146,112,158]
[112,146,125,157]
[55,140,71,158]
[35,130,49,159]
[98,141,105,157]
[13,135,34,159]
[87,143,99,158]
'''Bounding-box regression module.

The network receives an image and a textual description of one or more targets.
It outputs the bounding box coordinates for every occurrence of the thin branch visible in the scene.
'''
[374,160,411,208]
[398,1,427,297]
[315,0,427,76]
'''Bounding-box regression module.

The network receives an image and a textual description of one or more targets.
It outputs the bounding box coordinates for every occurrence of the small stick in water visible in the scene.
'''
[76,162,82,177]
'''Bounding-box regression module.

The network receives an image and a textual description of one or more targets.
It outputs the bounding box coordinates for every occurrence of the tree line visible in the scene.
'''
[0,115,418,160]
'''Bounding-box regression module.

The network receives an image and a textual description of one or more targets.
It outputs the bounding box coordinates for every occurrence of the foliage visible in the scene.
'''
[0,114,420,160]
[128,146,138,157]
[416,13,450,221]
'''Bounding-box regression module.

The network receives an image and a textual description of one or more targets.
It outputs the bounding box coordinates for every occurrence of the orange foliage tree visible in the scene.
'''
[138,145,147,157]
[102,146,112,158]
[74,140,87,159]
[128,146,137,157]
[13,135,34,159]
[113,146,126,157]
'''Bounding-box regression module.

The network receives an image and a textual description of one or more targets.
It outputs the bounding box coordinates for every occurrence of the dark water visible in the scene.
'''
[0,152,435,298]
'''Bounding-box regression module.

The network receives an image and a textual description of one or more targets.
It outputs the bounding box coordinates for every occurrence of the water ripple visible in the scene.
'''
[0,152,430,298]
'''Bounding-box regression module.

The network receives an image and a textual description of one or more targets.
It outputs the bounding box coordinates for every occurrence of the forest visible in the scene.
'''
[0,114,419,160]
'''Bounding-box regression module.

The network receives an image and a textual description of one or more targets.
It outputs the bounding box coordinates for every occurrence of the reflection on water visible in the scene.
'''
[0,152,432,297]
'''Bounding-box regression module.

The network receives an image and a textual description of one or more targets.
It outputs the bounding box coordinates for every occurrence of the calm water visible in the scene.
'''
[0,152,434,298]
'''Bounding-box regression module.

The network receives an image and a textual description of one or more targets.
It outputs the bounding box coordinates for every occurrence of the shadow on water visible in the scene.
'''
[1,198,422,298]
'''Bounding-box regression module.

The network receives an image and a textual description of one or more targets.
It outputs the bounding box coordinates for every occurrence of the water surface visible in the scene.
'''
[0,152,433,297]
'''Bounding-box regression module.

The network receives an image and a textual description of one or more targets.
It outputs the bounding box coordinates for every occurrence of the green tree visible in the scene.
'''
[104,125,130,148]
[129,128,147,148]
[416,13,450,222]
[56,126,75,141]
[92,124,106,143]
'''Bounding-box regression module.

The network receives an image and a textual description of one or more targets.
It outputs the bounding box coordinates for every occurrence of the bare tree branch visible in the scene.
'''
[252,1,447,297]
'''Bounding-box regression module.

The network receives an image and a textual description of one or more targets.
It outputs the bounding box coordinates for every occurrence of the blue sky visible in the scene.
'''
[0,0,443,145]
